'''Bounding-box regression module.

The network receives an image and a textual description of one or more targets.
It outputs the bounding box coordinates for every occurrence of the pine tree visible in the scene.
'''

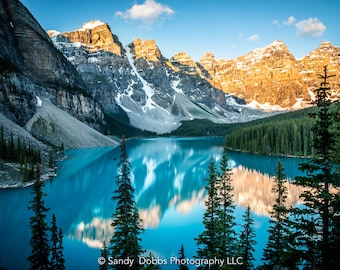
[293,65,339,269]
[109,136,144,270]
[329,101,340,266]
[217,147,237,257]
[177,245,189,270]
[195,159,221,269]
[195,148,237,269]
[238,206,256,270]
[50,214,65,270]
[262,160,297,269]
[50,214,59,268]
[99,242,108,270]
[27,165,50,270]
[56,228,65,270]
[48,150,54,168]
[143,252,161,270]
[8,133,15,161]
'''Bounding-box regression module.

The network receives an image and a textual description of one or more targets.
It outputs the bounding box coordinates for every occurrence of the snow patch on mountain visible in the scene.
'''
[247,100,285,111]
[125,47,157,111]
[80,20,105,30]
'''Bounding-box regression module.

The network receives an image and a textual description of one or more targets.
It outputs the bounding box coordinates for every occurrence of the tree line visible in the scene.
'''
[225,114,315,157]
[0,127,42,181]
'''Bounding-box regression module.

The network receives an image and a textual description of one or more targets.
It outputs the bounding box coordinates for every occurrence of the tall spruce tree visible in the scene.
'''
[262,160,297,269]
[329,100,340,266]
[143,252,161,270]
[238,206,256,270]
[195,147,237,269]
[195,159,221,269]
[56,228,65,270]
[50,214,59,268]
[27,165,50,270]
[217,147,237,257]
[50,214,65,270]
[109,136,144,270]
[293,65,340,268]
[99,242,108,270]
[177,245,189,270]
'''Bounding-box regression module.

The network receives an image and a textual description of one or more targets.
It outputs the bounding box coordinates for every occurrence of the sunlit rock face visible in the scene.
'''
[199,40,340,108]
[300,41,340,100]
[59,20,123,56]
[132,38,162,62]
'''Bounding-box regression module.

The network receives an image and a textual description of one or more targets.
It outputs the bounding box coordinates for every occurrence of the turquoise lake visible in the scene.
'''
[0,137,306,269]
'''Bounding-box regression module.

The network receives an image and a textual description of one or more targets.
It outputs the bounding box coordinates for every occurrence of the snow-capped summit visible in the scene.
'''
[79,20,105,30]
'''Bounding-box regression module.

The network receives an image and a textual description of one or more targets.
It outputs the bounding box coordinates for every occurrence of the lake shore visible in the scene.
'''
[0,161,57,189]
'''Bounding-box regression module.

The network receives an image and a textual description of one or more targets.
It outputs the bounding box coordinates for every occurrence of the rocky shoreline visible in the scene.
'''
[0,161,58,189]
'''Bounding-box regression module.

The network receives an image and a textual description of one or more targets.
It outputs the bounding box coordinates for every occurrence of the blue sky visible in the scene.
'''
[21,0,339,61]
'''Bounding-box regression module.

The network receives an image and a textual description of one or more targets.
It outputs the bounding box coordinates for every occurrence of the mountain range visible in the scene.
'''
[47,19,340,134]
[1,0,339,148]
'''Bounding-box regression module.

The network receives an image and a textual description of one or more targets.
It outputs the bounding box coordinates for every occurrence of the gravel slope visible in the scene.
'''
[25,98,118,149]
[0,99,119,188]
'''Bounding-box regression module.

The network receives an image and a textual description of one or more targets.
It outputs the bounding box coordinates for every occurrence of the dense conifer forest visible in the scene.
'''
[0,126,42,181]
[225,107,317,157]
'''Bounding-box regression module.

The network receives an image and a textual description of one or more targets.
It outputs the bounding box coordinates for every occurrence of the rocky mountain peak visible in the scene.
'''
[200,51,216,62]
[267,40,288,50]
[199,51,218,76]
[196,39,340,108]
[299,41,340,98]
[236,40,295,70]
[131,38,162,62]
[79,20,105,30]
[170,52,198,74]
[170,52,197,68]
[171,52,195,66]
[302,40,340,64]
[59,20,123,56]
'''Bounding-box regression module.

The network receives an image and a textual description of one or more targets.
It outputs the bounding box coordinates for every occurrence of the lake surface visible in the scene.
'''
[0,137,306,269]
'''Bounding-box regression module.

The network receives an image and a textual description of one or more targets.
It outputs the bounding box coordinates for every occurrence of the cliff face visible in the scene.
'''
[0,0,84,87]
[300,41,340,99]
[50,21,265,134]
[61,20,123,56]
[199,40,340,108]
[0,0,105,131]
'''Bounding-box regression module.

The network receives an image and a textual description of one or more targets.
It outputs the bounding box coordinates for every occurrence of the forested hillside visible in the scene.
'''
[225,107,317,157]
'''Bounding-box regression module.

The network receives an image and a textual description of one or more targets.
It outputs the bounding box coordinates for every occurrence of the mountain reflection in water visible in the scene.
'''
[0,137,306,269]
[62,138,305,264]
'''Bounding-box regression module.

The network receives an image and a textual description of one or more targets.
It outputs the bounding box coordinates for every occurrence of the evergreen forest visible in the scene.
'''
[0,126,42,181]
[225,108,317,157]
